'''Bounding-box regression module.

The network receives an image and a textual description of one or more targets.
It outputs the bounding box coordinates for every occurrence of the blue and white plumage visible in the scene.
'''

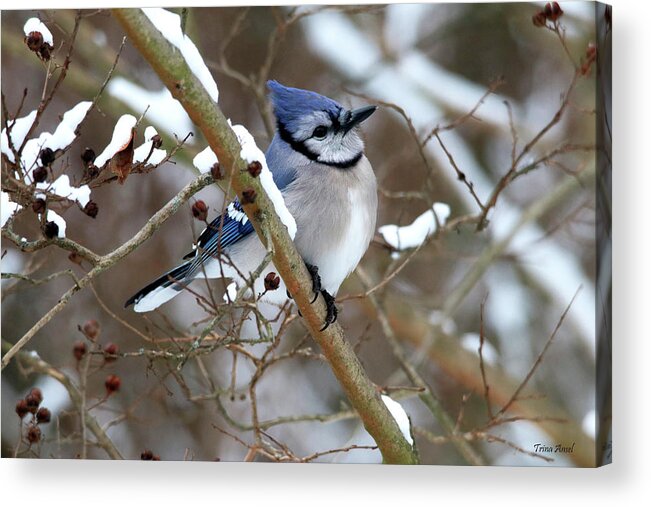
[125,81,378,326]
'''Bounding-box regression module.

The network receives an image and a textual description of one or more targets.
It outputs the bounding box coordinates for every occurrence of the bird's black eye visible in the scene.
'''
[312,126,328,139]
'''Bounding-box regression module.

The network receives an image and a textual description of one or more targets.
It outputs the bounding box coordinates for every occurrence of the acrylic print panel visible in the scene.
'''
[1,2,611,466]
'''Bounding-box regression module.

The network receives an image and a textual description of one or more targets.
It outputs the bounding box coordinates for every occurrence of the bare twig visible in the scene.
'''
[493,287,582,420]
[1,173,215,370]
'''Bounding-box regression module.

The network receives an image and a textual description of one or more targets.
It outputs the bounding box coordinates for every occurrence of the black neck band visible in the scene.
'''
[325,151,363,169]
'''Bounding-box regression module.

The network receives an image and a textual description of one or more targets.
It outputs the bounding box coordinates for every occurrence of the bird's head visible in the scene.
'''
[267,80,376,168]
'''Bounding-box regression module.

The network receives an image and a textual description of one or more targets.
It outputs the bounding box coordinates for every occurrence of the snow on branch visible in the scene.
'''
[2,101,94,213]
[21,101,92,178]
[23,17,53,46]
[45,209,66,238]
[141,8,219,103]
[379,202,450,251]
[94,114,137,168]
[192,146,218,174]
[37,175,91,208]
[380,395,414,446]
[232,124,297,240]
[23,17,54,60]
[1,110,37,163]
[133,126,166,165]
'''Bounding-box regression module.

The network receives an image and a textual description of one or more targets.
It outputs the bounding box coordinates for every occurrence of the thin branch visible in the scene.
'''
[432,131,485,211]
[493,286,582,419]
[1,173,214,370]
[421,77,505,146]
[17,11,83,155]
[476,71,582,229]
[478,294,493,420]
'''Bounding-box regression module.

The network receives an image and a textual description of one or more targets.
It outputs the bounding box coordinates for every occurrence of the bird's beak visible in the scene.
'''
[341,105,377,134]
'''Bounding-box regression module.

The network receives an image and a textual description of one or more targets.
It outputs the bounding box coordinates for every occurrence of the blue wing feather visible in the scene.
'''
[182,144,295,274]
[200,200,253,247]
[184,199,255,274]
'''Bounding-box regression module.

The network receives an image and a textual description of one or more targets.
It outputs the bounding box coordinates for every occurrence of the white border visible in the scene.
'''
[2,0,649,505]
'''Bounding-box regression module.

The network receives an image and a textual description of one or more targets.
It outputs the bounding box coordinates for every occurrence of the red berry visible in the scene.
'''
[192,200,208,221]
[40,147,55,166]
[103,342,119,362]
[82,319,100,341]
[16,399,30,419]
[210,163,222,180]
[25,31,43,51]
[73,341,87,361]
[84,200,99,218]
[551,2,563,19]
[532,11,547,27]
[247,160,262,178]
[30,388,43,404]
[27,425,42,444]
[42,221,59,239]
[68,252,83,265]
[32,166,48,183]
[36,407,51,424]
[241,188,256,204]
[25,393,41,414]
[81,147,96,165]
[264,272,281,291]
[105,374,121,395]
[32,198,46,214]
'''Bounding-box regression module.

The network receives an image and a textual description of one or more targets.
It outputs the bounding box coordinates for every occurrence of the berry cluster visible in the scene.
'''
[74,319,122,397]
[15,388,51,447]
[532,2,564,27]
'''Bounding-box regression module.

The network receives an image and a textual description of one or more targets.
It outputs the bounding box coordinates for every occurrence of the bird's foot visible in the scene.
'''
[305,263,322,303]
[319,289,338,331]
[286,263,320,302]
[289,263,335,327]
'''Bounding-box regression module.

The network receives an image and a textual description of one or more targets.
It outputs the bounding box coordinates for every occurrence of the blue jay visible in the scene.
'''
[125,80,377,329]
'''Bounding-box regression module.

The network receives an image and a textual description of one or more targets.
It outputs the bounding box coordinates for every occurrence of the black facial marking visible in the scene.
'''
[329,110,341,130]
[277,119,363,170]
[277,120,319,161]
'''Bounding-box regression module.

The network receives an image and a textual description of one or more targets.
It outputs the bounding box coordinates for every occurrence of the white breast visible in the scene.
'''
[315,186,376,294]
[282,156,377,295]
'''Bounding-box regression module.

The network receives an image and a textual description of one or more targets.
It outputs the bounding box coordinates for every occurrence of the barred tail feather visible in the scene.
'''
[124,261,192,313]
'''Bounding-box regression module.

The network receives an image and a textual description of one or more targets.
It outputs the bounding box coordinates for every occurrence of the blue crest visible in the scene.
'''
[267,80,342,127]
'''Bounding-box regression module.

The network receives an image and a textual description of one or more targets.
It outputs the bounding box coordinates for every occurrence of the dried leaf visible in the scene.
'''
[110,127,135,184]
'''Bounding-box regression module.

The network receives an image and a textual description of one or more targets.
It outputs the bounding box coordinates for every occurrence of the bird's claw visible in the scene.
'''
[291,263,336,329]
[305,263,322,303]
[319,290,338,331]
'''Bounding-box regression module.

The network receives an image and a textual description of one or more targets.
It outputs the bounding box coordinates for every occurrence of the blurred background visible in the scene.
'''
[1,2,608,465]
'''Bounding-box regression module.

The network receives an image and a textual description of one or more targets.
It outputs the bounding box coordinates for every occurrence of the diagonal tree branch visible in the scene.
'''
[111,8,418,465]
